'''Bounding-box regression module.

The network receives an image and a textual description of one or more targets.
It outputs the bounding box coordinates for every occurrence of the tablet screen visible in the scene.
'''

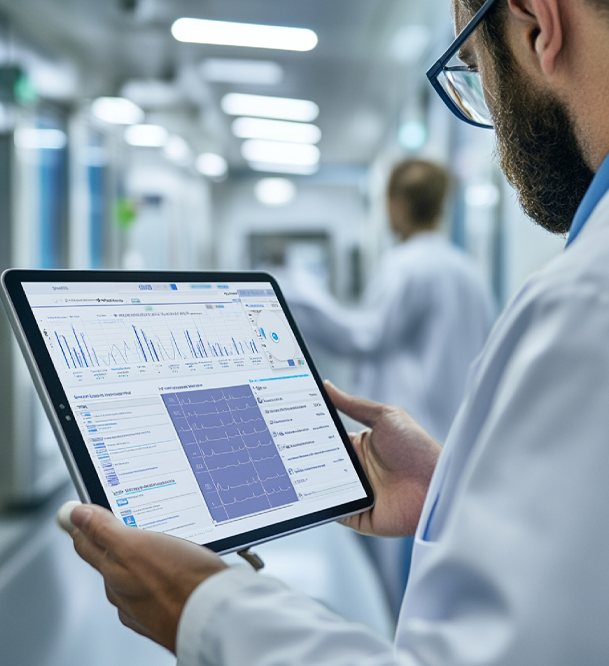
[21,279,368,546]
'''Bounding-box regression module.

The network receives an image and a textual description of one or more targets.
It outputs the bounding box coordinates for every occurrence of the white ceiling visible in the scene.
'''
[0,0,451,168]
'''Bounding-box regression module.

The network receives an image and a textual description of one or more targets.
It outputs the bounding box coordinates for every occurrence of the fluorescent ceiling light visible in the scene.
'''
[172,18,318,52]
[92,97,144,125]
[255,178,296,206]
[196,153,228,178]
[398,121,427,151]
[201,58,283,85]
[14,128,67,150]
[221,93,319,122]
[163,135,191,164]
[232,117,321,144]
[124,124,168,147]
[465,183,500,208]
[28,61,77,100]
[247,161,319,176]
[242,139,320,166]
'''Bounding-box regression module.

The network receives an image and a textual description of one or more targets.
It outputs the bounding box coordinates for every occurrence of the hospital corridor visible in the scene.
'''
[0,1,584,665]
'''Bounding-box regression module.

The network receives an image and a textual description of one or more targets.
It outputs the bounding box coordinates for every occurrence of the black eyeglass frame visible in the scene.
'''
[426,0,501,129]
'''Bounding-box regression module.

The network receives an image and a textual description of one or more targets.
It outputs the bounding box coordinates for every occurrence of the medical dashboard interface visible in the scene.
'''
[23,281,366,545]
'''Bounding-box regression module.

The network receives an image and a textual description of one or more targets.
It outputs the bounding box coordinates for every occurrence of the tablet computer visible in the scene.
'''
[1,269,374,554]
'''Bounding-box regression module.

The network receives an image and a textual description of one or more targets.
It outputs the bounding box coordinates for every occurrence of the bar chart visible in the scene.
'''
[41,306,261,370]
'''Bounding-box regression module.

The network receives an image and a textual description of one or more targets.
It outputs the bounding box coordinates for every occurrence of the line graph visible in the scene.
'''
[162,385,298,522]
[42,307,260,370]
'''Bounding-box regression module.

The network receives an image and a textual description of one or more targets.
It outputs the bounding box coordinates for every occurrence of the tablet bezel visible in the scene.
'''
[1,268,375,554]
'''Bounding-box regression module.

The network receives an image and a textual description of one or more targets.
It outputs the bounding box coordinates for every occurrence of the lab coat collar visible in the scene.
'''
[404,231,446,246]
[566,152,609,248]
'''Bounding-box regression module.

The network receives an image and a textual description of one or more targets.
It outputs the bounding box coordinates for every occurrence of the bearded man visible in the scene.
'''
[63,1,609,663]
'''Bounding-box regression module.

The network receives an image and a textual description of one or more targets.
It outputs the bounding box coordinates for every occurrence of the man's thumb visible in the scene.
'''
[324,380,383,428]
[57,501,95,534]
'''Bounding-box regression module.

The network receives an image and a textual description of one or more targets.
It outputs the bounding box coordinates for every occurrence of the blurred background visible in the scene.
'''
[0,1,567,664]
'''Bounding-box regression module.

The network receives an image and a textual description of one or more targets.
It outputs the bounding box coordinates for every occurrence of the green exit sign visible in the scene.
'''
[0,67,37,104]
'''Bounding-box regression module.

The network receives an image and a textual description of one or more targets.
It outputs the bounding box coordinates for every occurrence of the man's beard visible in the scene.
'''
[491,62,594,235]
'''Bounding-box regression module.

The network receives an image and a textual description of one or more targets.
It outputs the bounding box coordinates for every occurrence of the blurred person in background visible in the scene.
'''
[285,160,495,612]
[287,159,494,446]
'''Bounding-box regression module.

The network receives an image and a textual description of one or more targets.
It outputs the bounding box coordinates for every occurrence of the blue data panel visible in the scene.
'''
[162,385,298,522]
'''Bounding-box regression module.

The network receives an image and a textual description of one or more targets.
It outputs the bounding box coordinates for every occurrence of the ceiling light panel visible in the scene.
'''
[163,135,191,164]
[172,18,318,52]
[247,162,320,176]
[196,153,228,178]
[124,124,168,147]
[232,117,321,144]
[14,128,67,150]
[92,97,144,125]
[222,93,319,122]
[398,121,427,150]
[255,178,297,206]
[241,139,320,166]
[201,59,283,85]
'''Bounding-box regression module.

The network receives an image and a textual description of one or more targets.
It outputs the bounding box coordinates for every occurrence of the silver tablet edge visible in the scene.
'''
[215,505,368,556]
[0,273,90,504]
[0,270,372,548]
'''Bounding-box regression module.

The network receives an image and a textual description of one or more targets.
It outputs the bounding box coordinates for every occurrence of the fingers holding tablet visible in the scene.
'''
[61,501,228,653]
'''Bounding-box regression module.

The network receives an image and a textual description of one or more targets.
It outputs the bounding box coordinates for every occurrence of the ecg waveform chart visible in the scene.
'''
[42,308,261,371]
[162,385,298,522]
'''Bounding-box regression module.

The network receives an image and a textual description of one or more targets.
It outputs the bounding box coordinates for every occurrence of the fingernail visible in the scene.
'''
[70,506,93,530]
[324,380,335,388]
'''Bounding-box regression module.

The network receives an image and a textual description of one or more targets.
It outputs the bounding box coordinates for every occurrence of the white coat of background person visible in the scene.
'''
[61,0,609,664]
[285,160,494,612]
[287,160,495,445]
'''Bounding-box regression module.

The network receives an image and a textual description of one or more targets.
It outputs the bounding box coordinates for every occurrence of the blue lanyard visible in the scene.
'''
[566,153,609,248]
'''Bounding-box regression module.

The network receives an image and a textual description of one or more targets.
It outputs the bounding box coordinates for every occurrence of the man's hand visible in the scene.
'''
[325,382,441,538]
[66,504,227,653]
[62,386,438,652]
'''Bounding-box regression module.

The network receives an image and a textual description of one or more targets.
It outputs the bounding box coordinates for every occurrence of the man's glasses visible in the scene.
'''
[426,0,501,129]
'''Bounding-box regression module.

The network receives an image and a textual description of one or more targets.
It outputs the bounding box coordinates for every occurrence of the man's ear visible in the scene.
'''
[507,0,564,75]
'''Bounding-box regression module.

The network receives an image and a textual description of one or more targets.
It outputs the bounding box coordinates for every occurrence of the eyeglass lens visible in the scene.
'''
[437,69,493,127]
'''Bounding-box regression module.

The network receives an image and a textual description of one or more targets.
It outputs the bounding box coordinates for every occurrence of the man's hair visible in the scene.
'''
[387,159,450,230]
[459,0,507,54]
[460,0,609,49]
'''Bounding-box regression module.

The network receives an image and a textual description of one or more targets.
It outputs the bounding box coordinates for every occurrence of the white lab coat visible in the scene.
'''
[176,193,609,666]
[287,233,494,443]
